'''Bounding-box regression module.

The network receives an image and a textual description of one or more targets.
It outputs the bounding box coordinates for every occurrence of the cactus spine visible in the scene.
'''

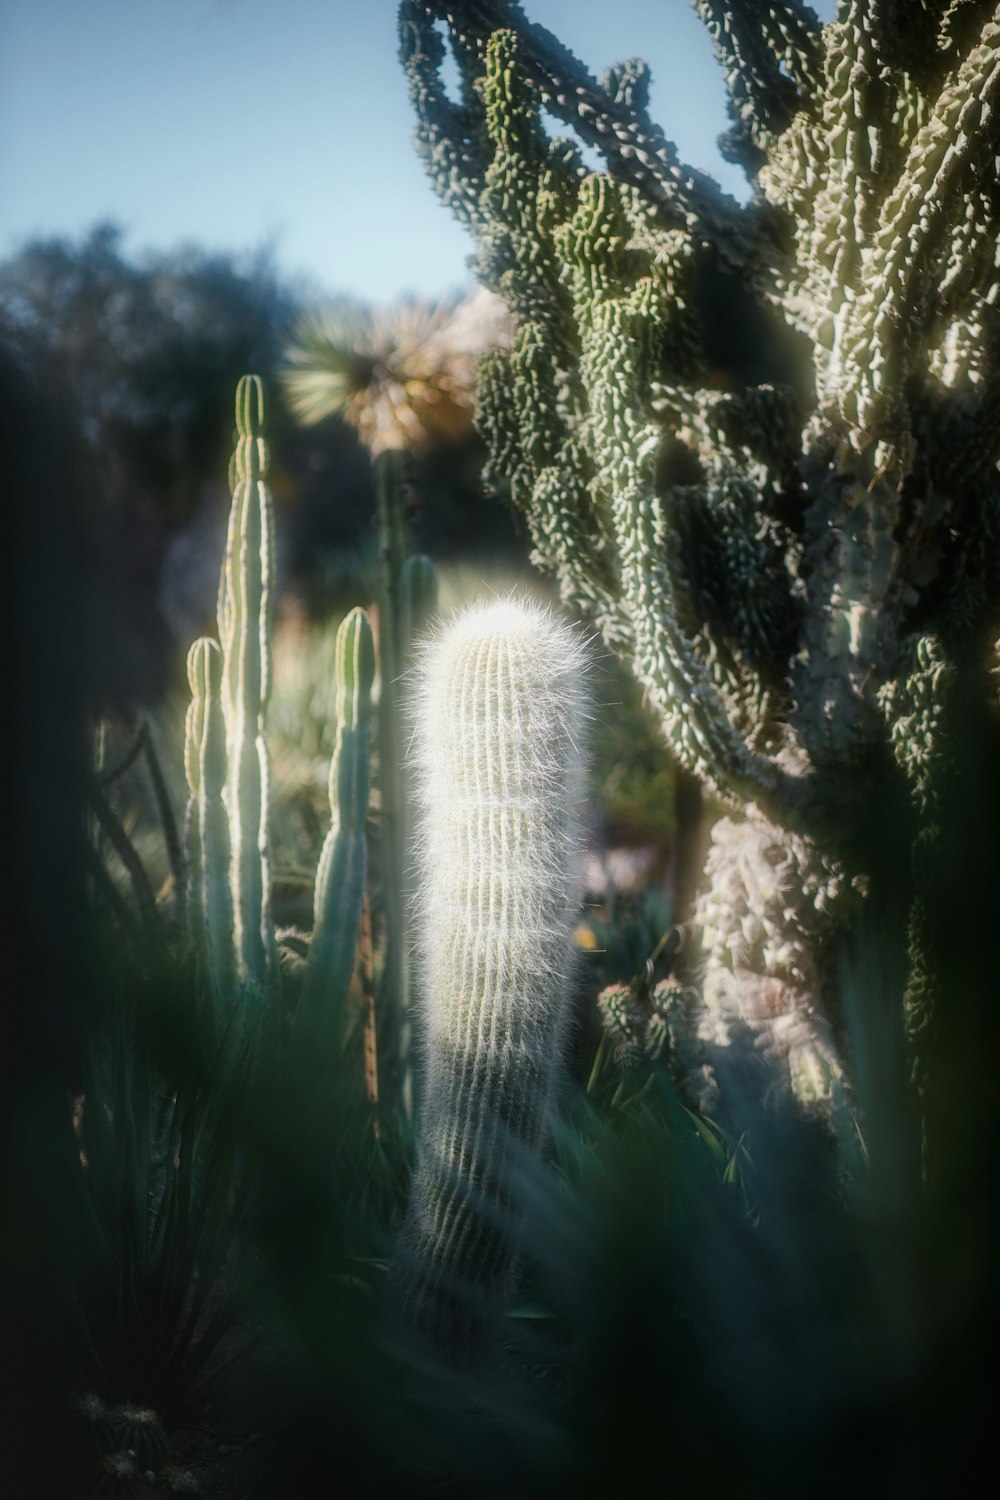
[296,607,375,1040]
[393,597,588,1349]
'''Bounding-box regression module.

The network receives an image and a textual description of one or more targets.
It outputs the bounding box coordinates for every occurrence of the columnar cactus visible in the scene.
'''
[183,636,235,1014]
[296,607,375,1041]
[374,451,412,1112]
[393,598,588,1349]
[183,376,375,1059]
[399,552,439,656]
[398,1,1000,1115]
[218,374,277,998]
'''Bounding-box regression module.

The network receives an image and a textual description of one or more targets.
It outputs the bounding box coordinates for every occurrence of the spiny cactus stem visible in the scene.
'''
[219,375,277,998]
[360,889,380,1131]
[184,636,235,1014]
[88,782,160,931]
[297,606,375,1043]
[394,597,588,1352]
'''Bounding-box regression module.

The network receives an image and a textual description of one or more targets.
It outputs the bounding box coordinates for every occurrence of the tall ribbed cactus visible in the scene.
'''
[398,0,1000,1117]
[184,376,375,1070]
[392,598,588,1350]
[183,636,235,1014]
[296,607,375,1042]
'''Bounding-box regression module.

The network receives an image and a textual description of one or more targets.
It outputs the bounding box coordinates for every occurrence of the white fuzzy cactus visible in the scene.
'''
[392,595,588,1352]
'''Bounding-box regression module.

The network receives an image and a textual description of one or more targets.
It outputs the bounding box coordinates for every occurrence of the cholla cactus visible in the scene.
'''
[184,637,235,1012]
[392,598,588,1351]
[398,0,1000,1114]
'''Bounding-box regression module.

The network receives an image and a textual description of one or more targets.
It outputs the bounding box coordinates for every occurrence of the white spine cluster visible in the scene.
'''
[395,596,588,1348]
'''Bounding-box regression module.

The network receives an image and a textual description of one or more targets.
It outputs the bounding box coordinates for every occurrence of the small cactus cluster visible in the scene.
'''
[391,597,589,1351]
[76,1395,179,1492]
[597,977,692,1071]
[398,1,1000,1116]
[183,376,376,1048]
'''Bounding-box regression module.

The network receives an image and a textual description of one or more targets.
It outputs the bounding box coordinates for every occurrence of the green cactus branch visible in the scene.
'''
[296,607,375,1045]
[693,1,818,170]
[399,0,768,279]
[392,598,588,1351]
[401,1,1000,1116]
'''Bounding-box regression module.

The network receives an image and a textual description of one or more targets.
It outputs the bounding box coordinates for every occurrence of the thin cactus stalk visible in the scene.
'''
[374,450,415,1120]
[183,637,235,1014]
[218,374,278,1000]
[392,597,588,1352]
[399,1,1000,1121]
[296,606,375,1043]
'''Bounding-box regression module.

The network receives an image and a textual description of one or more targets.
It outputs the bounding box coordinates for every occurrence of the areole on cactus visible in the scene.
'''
[399,0,1000,1117]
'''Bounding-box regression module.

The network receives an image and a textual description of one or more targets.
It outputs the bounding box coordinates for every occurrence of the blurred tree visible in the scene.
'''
[0,221,298,525]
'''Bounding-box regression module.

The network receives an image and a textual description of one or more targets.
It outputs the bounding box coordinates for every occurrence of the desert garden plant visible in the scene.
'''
[398,0,1000,1130]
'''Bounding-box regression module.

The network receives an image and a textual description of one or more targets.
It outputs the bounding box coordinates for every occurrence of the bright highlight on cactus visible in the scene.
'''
[392,596,589,1350]
[296,606,375,1041]
[184,375,379,1064]
[218,374,277,999]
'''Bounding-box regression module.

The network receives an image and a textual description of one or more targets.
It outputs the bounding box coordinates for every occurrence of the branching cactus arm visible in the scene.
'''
[297,607,375,1040]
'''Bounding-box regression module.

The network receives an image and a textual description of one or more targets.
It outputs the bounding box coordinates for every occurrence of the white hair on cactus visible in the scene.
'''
[393,593,589,1349]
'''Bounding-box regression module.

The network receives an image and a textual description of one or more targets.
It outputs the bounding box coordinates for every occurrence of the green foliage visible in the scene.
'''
[589,649,676,842]
[398,0,1000,1119]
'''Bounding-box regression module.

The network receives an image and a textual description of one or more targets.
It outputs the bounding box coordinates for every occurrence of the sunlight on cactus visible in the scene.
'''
[399,0,1000,1122]
[391,596,589,1351]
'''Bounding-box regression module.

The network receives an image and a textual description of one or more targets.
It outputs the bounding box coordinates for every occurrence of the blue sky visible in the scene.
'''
[1,0,836,304]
